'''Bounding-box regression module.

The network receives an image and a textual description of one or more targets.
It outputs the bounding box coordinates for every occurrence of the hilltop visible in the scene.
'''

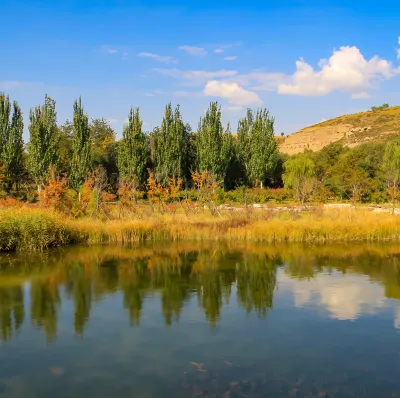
[279,105,400,155]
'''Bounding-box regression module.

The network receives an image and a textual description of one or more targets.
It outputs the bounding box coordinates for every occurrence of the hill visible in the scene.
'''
[279,106,400,155]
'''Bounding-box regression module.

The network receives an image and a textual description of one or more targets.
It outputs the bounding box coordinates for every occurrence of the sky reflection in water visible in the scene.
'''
[1,243,400,397]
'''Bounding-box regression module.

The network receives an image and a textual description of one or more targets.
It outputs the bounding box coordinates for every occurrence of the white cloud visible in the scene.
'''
[278,46,398,96]
[107,118,119,124]
[236,72,288,91]
[108,49,117,54]
[179,45,207,57]
[224,105,243,111]
[224,56,237,61]
[204,80,262,106]
[152,38,400,100]
[153,68,238,86]
[352,92,370,99]
[139,52,177,64]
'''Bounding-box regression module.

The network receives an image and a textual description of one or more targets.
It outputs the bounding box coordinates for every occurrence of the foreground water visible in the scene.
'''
[1,243,400,397]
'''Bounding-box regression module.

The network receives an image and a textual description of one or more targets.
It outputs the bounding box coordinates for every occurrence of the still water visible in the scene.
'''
[1,242,400,397]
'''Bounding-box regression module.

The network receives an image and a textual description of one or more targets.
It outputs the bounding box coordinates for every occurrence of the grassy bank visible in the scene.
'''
[3,206,400,251]
[0,208,85,251]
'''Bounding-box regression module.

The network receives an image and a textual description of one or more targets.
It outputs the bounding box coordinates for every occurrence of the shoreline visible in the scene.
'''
[3,206,400,251]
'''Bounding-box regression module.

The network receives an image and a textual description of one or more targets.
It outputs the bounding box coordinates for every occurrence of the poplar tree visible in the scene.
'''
[237,109,253,183]
[0,94,11,157]
[27,95,59,188]
[117,107,148,186]
[220,123,235,186]
[0,94,24,191]
[197,102,224,178]
[4,102,24,191]
[153,103,187,184]
[237,109,277,188]
[70,98,92,189]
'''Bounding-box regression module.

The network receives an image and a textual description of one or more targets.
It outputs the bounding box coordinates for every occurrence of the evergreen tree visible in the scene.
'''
[152,103,188,184]
[117,107,148,186]
[197,102,225,178]
[3,102,24,191]
[70,98,92,189]
[27,95,59,188]
[237,109,277,188]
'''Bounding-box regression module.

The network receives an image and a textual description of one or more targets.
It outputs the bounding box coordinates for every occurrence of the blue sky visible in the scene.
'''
[1,0,400,139]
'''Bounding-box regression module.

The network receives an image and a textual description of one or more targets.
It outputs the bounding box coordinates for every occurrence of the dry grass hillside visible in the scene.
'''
[279,106,400,155]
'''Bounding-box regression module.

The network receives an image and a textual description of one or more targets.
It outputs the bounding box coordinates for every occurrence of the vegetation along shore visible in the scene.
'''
[2,93,400,251]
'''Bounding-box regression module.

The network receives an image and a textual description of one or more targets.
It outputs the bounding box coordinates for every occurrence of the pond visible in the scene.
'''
[1,242,400,397]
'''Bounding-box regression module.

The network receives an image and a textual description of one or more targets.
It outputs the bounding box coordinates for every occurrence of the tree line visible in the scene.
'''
[3,91,400,205]
[283,138,400,206]
[0,93,282,198]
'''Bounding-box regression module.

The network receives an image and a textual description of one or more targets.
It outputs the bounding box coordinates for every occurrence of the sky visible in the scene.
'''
[1,0,400,140]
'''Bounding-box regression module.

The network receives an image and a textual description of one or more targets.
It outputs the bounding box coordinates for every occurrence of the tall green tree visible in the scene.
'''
[58,120,73,175]
[220,123,236,188]
[0,94,11,157]
[152,103,188,184]
[70,98,92,189]
[27,95,59,188]
[117,108,148,186]
[3,102,24,191]
[237,109,277,188]
[0,94,24,191]
[237,108,253,183]
[197,102,228,179]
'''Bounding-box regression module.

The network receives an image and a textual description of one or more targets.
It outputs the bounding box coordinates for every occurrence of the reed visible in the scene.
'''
[0,208,85,251]
[3,206,400,251]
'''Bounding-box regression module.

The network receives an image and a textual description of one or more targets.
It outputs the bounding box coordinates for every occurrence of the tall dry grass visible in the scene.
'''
[2,205,400,251]
[0,208,85,251]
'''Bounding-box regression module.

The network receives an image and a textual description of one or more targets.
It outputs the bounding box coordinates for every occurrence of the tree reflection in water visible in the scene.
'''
[1,242,400,341]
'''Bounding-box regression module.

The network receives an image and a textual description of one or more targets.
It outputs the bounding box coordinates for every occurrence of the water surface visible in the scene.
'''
[1,242,400,397]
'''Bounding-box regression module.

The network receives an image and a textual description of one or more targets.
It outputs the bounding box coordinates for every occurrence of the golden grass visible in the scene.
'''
[2,206,400,251]
[71,208,400,244]
[0,207,85,251]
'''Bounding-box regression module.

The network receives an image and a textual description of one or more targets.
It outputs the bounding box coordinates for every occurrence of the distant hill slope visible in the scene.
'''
[279,106,400,155]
